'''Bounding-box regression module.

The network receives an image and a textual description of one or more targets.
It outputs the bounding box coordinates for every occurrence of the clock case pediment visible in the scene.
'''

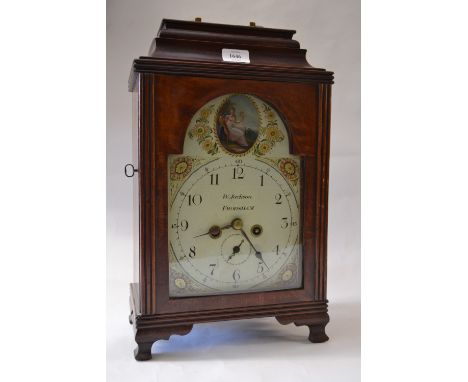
[128,19,333,360]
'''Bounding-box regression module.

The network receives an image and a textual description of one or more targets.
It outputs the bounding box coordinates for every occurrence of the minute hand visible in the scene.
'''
[239,228,269,270]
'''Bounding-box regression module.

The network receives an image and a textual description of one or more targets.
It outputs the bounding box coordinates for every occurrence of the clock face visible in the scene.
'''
[168,94,302,297]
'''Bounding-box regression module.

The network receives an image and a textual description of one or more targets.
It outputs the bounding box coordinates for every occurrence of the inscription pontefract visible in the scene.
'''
[222,193,254,211]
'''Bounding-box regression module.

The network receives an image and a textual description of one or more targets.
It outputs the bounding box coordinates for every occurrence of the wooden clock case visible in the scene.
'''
[128,19,334,361]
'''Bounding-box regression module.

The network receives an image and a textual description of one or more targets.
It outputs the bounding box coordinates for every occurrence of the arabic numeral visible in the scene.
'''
[210,173,219,185]
[233,167,244,179]
[188,246,196,258]
[233,269,240,281]
[275,193,282,204]
[257,262,264,273]
[260,174,264,186]
[188,194,202,206]
[209,264,216,275]
[280,218,297,229]
[173,220,188,231]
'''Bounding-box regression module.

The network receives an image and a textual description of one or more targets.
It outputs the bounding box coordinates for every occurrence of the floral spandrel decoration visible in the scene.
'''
[278,158,299,184]
[170,157,193,181]
[253,103,285,156]
[188,105,219,155]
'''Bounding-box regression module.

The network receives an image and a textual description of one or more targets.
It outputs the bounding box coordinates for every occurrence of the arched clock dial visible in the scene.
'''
[168,93,302,297]
[169,156,300,295]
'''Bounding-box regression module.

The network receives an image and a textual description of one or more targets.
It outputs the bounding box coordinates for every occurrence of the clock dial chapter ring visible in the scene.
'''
[170,156,300,294]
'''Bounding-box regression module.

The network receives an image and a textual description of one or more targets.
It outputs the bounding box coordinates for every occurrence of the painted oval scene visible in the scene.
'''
[216,94,260,154]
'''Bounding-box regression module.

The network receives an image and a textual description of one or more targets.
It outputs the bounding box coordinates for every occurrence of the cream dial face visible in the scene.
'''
[168,156,301,296]
[167,93,302,297]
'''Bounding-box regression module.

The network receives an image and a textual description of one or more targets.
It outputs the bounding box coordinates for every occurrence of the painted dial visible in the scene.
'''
[169,156,300,294]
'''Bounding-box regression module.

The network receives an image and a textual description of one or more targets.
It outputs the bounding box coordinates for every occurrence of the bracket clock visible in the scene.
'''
[126,18,334,360]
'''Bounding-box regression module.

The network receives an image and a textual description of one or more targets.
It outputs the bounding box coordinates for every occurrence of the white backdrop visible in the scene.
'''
[107,0,360,380]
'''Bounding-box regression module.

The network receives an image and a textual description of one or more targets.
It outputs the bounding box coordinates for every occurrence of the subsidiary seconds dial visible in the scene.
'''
[169,156,301,294]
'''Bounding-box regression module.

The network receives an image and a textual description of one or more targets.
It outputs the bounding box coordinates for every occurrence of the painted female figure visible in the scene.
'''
[217,103,249,149]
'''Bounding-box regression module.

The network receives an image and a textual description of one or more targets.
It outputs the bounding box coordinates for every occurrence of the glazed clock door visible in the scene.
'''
[167,94,303,297]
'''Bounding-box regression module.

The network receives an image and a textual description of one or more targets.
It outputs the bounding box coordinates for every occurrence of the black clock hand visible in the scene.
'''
[255,252,270,270]
[238,228,270,270]
[193,223,231,239]
[238,228,258,252]
[193,231,215,239]
[230,219,270,270]
[228,240,244,261]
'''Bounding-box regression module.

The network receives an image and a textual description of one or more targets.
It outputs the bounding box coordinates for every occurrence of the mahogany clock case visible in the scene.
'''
[128,19,333,360]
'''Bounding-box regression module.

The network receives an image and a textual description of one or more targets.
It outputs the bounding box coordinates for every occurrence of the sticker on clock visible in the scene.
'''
[222,48,250,63]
